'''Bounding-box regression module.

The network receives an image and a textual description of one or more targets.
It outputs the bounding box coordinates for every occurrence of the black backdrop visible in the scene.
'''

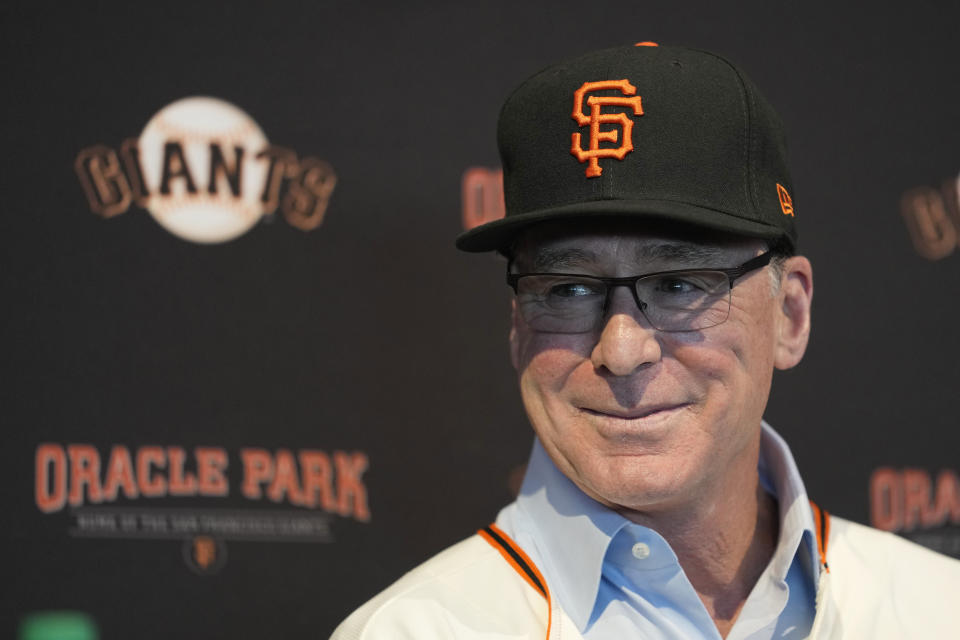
[4,1,960,637]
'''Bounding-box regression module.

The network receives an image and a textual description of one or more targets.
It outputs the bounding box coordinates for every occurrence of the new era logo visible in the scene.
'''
[777,183,794,217]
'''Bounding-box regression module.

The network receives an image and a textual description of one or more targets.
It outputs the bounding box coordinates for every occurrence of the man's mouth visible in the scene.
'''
[580,404,688,421]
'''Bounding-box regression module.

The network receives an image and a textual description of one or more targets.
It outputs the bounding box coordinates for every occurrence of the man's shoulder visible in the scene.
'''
[828,515,960,578]
[824,515,960,636]
[330,532,549,640]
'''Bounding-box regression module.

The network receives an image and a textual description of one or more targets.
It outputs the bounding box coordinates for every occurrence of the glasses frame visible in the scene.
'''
[506,251,775,332]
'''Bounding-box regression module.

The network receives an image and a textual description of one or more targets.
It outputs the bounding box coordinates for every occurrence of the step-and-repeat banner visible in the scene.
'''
[4,2,959,637]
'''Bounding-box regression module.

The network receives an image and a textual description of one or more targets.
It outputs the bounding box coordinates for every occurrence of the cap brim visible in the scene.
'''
[455,199,792,252]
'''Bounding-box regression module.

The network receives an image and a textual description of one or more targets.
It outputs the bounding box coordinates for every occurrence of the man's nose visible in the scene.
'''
[590,286,662,376]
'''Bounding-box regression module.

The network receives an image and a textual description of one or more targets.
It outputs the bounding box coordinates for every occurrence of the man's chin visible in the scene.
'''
[574,464,692,514]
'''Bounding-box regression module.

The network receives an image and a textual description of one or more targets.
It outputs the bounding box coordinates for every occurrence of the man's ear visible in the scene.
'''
[509,298,520,371]
[774,256,813,370]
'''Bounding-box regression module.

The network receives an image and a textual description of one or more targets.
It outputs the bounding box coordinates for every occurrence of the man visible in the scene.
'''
[333,43,960,639]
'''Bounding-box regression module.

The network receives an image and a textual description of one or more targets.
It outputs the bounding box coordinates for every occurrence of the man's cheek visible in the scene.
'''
[517,332,578,372]
[524,352,565,389]
[670,340,729,377]
[530,337,590,376]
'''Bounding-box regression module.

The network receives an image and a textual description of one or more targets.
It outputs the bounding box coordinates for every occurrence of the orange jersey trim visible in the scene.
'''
[478,523,552,638]
[810,500,831,572]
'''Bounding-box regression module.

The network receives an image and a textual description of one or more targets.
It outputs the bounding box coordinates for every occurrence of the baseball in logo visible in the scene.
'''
[570,79,644,178]
[75,96,337,244]
[137,97,270,243]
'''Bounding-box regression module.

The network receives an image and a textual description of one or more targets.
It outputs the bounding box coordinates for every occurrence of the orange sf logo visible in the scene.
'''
[570,80,644,178]
[193,536,217,570]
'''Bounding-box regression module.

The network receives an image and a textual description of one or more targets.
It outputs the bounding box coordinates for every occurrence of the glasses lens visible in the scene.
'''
[515,274,606,333]
[513,270,733,333]
[637,270,731,331]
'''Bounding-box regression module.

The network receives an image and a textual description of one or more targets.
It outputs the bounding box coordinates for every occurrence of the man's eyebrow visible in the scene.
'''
[636,243,725,265]
[529,248,598,271]
[523,243,730,271]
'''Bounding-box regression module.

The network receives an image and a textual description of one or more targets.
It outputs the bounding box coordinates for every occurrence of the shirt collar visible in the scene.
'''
[757,421,821,584]
[515,438,621,629]
[514,421,820,632]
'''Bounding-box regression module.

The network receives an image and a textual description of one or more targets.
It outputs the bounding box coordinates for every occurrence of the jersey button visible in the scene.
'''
[631,542,651,560]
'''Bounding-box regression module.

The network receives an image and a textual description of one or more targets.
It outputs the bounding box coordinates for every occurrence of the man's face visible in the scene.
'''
[509,223,812,516]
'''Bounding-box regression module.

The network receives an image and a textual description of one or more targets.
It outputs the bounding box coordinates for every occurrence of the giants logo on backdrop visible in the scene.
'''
[184,535,227,575]
[75,97,337,244]
[900,173,960,260]
[870,467,960,558]
[570,80,644,178]
[35,443,370,573]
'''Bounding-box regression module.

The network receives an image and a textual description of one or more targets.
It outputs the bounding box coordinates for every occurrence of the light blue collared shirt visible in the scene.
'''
[495,422,820,640]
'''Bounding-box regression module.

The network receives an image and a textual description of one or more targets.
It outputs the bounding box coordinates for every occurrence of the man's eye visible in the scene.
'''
[655,277,706,294]
[547,281,603,298]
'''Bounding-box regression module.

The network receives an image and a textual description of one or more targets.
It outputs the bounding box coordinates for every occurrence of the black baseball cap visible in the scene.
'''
[456,42,798,253]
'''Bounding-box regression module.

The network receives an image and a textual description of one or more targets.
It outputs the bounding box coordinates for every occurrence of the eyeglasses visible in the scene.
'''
[507,252,774,333]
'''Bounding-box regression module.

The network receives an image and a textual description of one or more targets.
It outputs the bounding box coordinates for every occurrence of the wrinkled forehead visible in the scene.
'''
[509,219,766,271]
